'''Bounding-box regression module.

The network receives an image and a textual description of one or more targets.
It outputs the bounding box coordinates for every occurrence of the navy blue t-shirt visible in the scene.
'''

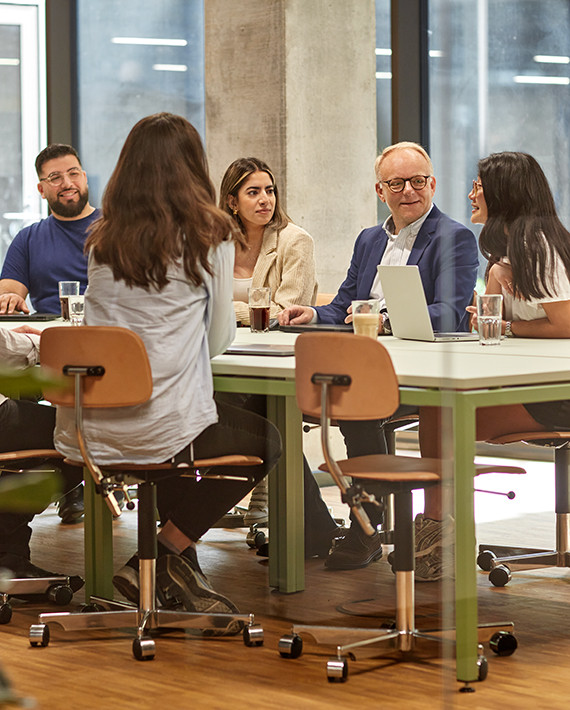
[0,209,99,314]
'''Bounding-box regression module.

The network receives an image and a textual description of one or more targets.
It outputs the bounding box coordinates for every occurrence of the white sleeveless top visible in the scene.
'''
[233,276,252,303]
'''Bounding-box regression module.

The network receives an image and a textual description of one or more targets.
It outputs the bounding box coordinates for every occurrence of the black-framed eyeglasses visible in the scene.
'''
[39,167,83,187]
[472,180,483,196]
[381,175,431,193]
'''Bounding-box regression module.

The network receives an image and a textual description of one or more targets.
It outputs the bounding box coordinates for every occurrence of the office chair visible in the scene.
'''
[0,451,82,623]
[278,333,519,685]
[28,326,264,660]
[477,432,570,586]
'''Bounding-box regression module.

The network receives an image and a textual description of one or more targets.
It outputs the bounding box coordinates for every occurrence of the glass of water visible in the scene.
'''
[477,294,503,345]
[68,295,85,326]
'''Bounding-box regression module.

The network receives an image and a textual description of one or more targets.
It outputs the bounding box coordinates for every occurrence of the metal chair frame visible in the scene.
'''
[28,326,264,660]
[279,333,519,689]
[478,433,570,586]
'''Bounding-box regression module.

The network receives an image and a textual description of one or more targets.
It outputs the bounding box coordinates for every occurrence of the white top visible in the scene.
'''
[502,250,570,321]
[55,240,236,464]
[233,276,252,303]
[0,328,41,406]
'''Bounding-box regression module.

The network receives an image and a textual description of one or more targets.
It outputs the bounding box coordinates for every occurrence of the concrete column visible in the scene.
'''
[205,0,377,292]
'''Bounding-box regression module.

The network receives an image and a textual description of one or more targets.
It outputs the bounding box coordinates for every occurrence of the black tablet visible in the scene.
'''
[279,323,353,333]
[0,313,60,322]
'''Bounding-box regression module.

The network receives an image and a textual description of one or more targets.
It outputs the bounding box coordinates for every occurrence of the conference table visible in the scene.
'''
[212,327,570,683]
[4,320,570,683]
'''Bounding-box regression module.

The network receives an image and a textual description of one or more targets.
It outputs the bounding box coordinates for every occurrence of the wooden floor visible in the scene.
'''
[2,487,570,709]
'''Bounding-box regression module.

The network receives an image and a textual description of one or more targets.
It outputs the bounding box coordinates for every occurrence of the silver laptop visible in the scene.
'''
[377,265,478,342]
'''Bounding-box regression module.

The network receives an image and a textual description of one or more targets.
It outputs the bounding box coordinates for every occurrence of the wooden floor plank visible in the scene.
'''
[1,489,570,709]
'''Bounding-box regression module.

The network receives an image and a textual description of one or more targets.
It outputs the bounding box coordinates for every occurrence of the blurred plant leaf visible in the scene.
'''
[0,470,62,513]
[0,366,66,398]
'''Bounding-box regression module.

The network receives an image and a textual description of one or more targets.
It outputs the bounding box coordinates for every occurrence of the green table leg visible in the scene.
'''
[267,393,305,593]
[452,395,479,683]
[83,473,114,599]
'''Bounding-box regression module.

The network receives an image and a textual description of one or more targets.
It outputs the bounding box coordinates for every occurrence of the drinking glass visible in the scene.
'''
[68,295,85,326]
[352,299,381,339]
[248,287,271,332]
[58,281,80,320]
[477,294,503,345]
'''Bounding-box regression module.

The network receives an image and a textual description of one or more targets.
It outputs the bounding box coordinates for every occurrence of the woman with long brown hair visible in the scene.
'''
[54,113,281,628]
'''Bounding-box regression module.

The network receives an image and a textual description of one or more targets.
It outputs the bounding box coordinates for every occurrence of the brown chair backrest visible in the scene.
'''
[40,326,153,408]
[295,333,399,422]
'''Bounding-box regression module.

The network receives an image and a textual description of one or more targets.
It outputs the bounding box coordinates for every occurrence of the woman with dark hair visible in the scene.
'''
[219,157,317,326]
[416,151,570,582]
[54,113,281,628]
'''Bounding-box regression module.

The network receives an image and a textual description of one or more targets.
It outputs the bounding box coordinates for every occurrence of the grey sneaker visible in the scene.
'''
[244,478,268,526]
[156,552,243,636]
[414,514,455,558]
[414,514,454,582]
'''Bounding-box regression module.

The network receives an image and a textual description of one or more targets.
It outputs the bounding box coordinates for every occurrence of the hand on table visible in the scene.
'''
[277,305,314,325]
[0,292,29,315]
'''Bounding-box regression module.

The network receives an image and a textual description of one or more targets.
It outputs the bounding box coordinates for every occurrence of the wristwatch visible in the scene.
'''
[504,320,513,338]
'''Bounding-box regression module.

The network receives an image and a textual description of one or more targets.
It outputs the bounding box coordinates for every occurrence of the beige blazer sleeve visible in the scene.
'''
[233,222,318,325]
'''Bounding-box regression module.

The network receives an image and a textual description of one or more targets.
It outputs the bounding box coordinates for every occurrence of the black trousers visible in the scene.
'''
[214,393,339,550]
[0,399,82,559]
[157,399,282,542]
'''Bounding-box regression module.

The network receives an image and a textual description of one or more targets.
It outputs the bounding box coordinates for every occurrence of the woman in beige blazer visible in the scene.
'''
[218,159,338,552]
[219,157,317,326]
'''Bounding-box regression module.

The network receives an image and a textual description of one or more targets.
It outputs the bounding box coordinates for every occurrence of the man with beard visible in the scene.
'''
[0,144,97,315]
[0,144,98,524]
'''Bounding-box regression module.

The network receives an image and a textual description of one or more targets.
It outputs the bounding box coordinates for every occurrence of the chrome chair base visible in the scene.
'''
[279,570,517,683]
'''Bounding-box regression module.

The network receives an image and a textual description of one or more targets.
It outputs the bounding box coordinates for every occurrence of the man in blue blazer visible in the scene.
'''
[279,142,478,577]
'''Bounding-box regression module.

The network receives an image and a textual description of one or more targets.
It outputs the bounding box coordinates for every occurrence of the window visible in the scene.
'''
[76,0,205,206]
[0,1,46,266]
[429,0,570,238]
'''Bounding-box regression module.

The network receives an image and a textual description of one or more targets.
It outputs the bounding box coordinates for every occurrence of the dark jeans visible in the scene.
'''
[157,399,282,542]
[0,399,82,559]
[214,393,339,549]
[339,404,419,528]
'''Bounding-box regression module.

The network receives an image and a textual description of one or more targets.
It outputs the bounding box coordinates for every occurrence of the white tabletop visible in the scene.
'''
[212,329,570,392]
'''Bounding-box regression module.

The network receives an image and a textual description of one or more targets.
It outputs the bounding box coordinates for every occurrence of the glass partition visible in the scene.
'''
[0,1,46,266]
[76,0,205,206]
[429,0,570,278]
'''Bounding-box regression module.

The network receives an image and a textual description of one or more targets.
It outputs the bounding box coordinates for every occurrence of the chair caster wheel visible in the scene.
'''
[0,603,12,624]
[246,527,266,549]
[489,631,517,656]
[477,550,496,572]
[30,623,50,647]
[81,603,105,613]
[243,623,264,647]
[278,633,303,659]
[132,636,155,661]
[477,653,488,682]
[327,656,348,682]
[489,564,511,587]
[47,584,73,606]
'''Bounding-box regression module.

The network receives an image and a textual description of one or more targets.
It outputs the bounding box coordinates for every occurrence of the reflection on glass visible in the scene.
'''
[428,0,570,282]
[0,24,22,265]
[375,0,391,224]
[76,0,205,207]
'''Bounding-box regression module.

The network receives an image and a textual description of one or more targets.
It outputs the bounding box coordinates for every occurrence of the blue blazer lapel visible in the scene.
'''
[359,229,388,296]
[408,205,440,265]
